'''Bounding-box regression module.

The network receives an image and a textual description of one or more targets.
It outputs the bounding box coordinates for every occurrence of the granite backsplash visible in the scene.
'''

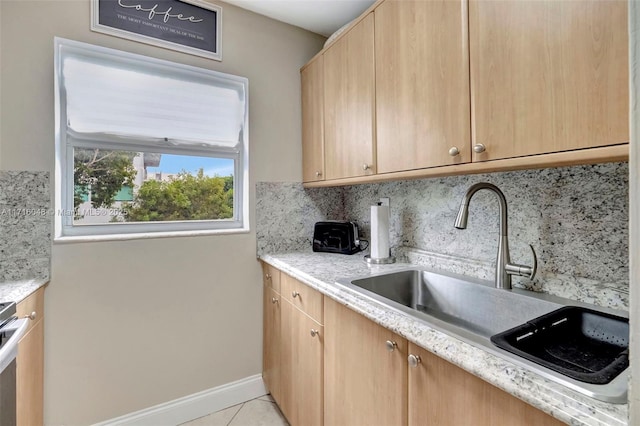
[256,162,629,310]
[0,171,51,282]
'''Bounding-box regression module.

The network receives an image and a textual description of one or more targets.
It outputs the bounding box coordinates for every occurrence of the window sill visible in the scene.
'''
[54,227,250,243]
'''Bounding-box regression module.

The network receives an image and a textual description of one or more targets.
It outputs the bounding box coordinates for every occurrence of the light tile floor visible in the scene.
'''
[180,395,289,426]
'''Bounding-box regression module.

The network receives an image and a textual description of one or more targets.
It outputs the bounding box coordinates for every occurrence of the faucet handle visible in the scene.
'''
[505,244,537,280]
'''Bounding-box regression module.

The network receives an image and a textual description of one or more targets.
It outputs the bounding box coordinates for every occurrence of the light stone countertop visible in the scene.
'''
[259,251,628,426]
[0,278,48,305]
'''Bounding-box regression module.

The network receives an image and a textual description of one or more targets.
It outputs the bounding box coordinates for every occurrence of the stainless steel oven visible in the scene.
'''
[0,302,29,426]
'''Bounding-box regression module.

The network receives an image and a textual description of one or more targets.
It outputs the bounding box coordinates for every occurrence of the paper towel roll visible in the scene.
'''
[371,204,390,259]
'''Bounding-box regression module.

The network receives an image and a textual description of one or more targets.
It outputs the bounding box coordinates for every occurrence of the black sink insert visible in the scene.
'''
[491,306,628,385]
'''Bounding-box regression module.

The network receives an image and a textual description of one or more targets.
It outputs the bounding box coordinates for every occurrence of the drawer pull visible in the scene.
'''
[24,311,37,321]
[310,329,319,337]
[385,340,398,352]
[473,143,486,153]
[292,291,300,298]
[408,354,422,368]
[271,297,279,305]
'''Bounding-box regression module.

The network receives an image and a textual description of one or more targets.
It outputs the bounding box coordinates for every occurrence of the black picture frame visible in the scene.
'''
[91,0,222,61]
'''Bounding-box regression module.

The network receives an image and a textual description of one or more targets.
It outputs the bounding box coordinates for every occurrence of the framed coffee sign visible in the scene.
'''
[91,0,222,61]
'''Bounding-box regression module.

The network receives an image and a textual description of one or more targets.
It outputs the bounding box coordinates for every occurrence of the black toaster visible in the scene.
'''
[313,221,361,255]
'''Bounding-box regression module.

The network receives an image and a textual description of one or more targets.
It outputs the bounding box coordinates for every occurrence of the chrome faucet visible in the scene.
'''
[454,182,537,289]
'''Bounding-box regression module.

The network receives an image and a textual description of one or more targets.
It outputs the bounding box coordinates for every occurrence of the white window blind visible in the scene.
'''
[60,44,246,149]
[54,38,249,241]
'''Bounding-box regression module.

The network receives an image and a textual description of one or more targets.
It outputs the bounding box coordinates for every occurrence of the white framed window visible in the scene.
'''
[54,37,249,241]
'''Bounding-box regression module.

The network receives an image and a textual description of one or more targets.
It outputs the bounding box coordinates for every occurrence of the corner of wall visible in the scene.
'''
[628,0,639,420]
[0,0,4,168]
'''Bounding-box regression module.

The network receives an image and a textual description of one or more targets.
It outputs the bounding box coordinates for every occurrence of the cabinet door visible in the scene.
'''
[324,297,407,426]
[281,301,323,426]
[324,14,376,180]
[263,287,281,405]
[470,0,628,161]
[407,343,563,426]
[17,319,44,426]
[301,56,325,183]
[376,0,471,173]
[17,288,44,426]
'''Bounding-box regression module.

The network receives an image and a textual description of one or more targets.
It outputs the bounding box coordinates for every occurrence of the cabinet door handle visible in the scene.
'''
[265,273,272,280]
[473,143,486,153]
[362,163,371,171]
[448,147,460,157]
[385,340,398,352]
[24,311,37,321]
[310,329,319,337]
[271,297,279,305]
[292,291,300,298]
[408,354,421,368]
[315,171,322,178]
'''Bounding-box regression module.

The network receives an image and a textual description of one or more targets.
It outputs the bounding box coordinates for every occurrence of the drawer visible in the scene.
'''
[262,262,281,293]
[282,273,323,324]
[16,286,45,337]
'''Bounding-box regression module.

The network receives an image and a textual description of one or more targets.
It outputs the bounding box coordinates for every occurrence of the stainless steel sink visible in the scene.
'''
[349,269,560,338]
[336,267,628,403]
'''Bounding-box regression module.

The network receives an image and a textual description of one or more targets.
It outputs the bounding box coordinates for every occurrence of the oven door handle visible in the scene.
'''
[0,318,29,373]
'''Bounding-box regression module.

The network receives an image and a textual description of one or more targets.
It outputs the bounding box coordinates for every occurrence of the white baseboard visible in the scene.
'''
[93,374,268,426]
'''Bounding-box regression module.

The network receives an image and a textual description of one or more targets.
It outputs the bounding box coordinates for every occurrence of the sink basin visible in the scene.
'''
[349,269,560,338]
[336,267,629,403]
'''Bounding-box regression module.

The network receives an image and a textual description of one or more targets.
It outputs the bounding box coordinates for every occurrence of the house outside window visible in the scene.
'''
[54,38,249,241]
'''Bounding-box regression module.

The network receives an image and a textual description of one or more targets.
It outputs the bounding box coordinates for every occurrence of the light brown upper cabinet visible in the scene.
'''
[323,13,376,180]
[375,0,471,173]
[301,0,629,187]
[301,56,325,183]
[469,0,629,161]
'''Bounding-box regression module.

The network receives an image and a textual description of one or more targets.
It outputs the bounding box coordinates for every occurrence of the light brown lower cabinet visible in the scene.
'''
[407,342,563,426]
[263,286,282,404]
[324,297,407,426]
[280,300,323,426]
[16,287,45,426]
[262,265,323,426]
[262,265,564,425]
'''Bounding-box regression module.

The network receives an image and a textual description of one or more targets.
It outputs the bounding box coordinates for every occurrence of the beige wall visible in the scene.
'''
[630,0,639,422]
[0,0,324,423]
[0,0,2,165]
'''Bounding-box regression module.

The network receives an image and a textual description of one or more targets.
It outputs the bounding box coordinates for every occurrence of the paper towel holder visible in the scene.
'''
[364,253,396,265]
[365,197,395,264]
